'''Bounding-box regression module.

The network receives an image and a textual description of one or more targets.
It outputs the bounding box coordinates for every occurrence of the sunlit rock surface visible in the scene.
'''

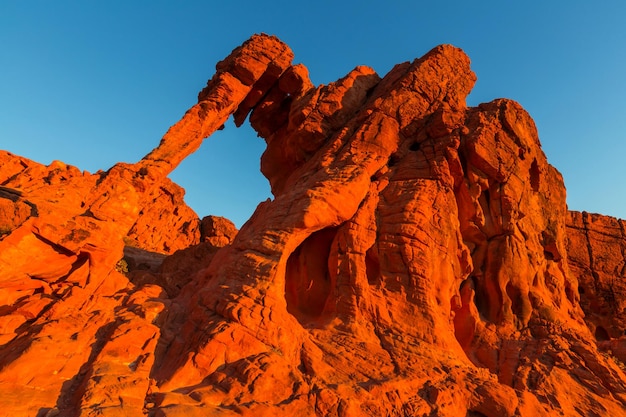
[1,34,625,416]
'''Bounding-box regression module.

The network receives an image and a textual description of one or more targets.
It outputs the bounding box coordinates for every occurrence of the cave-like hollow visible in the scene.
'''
[285,227,338,325]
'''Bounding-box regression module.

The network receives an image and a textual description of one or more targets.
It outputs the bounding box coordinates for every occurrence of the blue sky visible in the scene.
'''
[1,1,625,227]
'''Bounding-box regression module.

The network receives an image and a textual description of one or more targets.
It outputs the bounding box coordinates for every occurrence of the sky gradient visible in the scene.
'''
[1,1,625,227]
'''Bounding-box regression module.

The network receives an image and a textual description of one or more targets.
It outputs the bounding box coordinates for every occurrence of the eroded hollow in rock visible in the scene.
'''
[285,227,338,324]
[530,158,540,192]
[453,278,477,350]
[595,325,610,341]
[472,273,501,322]
[365,244,381,285]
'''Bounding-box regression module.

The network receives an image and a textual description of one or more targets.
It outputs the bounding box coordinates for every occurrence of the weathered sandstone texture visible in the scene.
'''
[1,34,626,416]
[566,211,626,365]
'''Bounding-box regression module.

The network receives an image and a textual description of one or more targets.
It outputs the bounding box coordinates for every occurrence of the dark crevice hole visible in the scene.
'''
[387,153,400,167]
[285,227,338,324]
[365,244,380,285]
[595,325,610,341]
[470,276,488,319]
[530,158,540,192]
[409,141,421,151]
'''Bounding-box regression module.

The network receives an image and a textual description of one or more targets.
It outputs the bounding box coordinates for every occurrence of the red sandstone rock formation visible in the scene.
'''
[1,34,626,416]
[0,151,201,255]
[566,211,626,365]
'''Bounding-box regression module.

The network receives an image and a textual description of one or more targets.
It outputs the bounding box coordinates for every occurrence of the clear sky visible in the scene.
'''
[1,1,625,227]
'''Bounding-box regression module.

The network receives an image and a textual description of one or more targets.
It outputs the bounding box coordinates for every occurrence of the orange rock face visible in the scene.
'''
[566,211,626,365]
[1,34,626,416]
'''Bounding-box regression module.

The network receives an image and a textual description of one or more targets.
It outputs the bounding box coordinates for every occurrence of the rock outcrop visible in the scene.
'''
[566,211,626,365]
[0,151,202,255]
[1,34,626,416]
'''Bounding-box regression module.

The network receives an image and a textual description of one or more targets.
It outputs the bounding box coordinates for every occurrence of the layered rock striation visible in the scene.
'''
[1,34,626,416]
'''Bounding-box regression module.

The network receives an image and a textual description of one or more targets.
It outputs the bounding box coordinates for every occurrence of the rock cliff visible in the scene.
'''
[1,34,626,416]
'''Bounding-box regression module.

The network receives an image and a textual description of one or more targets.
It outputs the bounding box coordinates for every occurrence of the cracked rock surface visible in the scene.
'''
[1,34,626,416]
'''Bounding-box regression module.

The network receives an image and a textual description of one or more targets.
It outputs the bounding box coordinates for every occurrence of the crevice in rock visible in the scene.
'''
[541,228,562,262]
[618,219,626,278]
[581,212,602,302]
[365,243,381,286]
[470,275,490,320]
[479,188,490,217]
[453,278,477,351]
[387,153,401,168]
[505,281,529,325]
[285,227,338,325]
[529,158,540,192]
[595,325,610,341]
[467,411,489,417]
